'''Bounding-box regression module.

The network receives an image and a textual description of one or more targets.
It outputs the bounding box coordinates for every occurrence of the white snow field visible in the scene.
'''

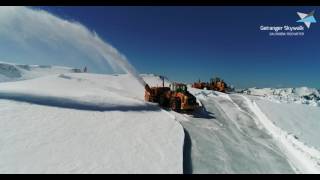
[0,61,80,83]
[254,99,320,150]
[228,94,320,174]
[179,88,295,174]
[0,64,184,174]
[242,87,320,107]
[182,87,320,174]
[1,62,320,174]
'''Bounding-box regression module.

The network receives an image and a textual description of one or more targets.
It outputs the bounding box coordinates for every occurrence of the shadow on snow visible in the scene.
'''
[0,92,160,112]
[183,128,193,174]
[191,106,216,119]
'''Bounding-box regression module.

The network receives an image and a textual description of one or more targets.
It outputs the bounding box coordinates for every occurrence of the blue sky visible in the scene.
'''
[9,7,320,88]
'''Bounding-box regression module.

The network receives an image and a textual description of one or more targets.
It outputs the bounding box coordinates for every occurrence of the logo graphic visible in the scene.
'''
[297,10,317,28]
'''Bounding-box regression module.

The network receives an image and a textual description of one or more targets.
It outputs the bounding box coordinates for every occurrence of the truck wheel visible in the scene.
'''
[159,96,166,107]
[171,98,181,112]
[176,98,181,112]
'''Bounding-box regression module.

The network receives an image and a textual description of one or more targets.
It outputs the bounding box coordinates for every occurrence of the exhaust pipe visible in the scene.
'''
[162,77,164,88]
[160,76,164,87]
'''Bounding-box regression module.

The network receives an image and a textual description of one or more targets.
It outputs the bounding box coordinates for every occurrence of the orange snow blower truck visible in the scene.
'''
[145,76,198,112]
[191,79,207,89]
[192,77,228,93]
[208,77,227,93]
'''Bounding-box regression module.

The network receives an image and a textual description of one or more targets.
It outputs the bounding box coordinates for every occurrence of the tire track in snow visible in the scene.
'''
[234,94,320,174]
[216,94,287,159]
[174,89,295,173]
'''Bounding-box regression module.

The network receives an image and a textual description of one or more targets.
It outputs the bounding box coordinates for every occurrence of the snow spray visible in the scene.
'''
[0,6,146,87]
[94,42,147,87]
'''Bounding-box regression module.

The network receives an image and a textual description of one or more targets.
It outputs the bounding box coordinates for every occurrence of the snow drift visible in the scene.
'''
[0,63,184,173]
[185,87,320,173]
[0,99,184,174]
[180,87,295,173]
[241,95,320,173]
[242,87,320,107]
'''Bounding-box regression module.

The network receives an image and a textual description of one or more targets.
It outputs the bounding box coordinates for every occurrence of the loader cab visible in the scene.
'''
[211,77,221,84]
[170,83,187,93]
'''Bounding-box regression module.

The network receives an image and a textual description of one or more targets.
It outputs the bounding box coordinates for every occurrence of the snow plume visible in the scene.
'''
[0,6,146,87]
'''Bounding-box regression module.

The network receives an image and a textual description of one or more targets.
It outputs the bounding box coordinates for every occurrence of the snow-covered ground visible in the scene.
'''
[242,87,320,107]
[237,87,320,173]
[1,62,319,174]
[0,61,81,83]
[179,88,295,173]
[230,94,320,173]
[249,96,320,150]
[182,87,320,173]
[0,63,184,174]
[0,99,183,174]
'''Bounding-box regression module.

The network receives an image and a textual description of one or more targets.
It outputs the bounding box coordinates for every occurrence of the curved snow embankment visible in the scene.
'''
[0,73,150,111]
[181,89,296,173]
[0,99,185,174]
[241,95,320,173]
[0,72,185,173]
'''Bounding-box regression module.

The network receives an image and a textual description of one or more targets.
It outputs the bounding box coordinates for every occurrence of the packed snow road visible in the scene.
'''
[178,89,295,173]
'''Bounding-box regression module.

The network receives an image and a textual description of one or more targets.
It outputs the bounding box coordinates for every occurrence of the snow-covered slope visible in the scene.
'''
[233,95,320,173]
[180,88,295,173]
[0,64,184,174]
[0,61,81,83]
[180,87,320,174]
[0,99,184,174]
[1,62,319,174]
[251,98,320,150]
[0,73,145,110]
[242,87,320,107]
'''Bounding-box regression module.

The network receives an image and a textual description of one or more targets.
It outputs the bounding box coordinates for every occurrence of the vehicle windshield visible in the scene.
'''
[176,85,187,92]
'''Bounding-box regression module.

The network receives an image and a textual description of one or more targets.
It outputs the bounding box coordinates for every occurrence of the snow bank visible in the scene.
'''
[241,95,320,173]
[0,99,184,174]
[0,70,185,173]
[182,88,295,173]
[188,87,320,173]
[255,100,320,150]
[0,63,173,110]
[0,73,150,111]
[242,87,320,107]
